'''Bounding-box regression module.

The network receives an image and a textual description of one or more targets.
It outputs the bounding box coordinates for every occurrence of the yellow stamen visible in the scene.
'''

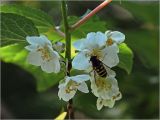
[65,81,80,93]
[95,77,111,91]
[106,38,113,46]
[112,93,121,100]
[37,45,52,61]
[91,48,102,59]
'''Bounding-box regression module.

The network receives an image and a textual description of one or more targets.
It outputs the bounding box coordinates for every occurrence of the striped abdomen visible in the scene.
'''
[90,56,107,78]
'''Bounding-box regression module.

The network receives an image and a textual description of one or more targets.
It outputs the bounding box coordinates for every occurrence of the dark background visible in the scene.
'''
[1,1,159,119]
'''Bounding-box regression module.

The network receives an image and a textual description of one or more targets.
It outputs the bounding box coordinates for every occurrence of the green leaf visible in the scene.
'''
[0,44,64,92]
[118,43,133,74]
[0,4,54,33]
[1,13,39,46]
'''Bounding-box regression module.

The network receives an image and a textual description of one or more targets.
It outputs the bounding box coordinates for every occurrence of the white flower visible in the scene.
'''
[96,92,122,110]
[105,30,125,51]
[72,32,119,71]
[58,75,90,101]
[90,72,120,100]
[25,35,60,73]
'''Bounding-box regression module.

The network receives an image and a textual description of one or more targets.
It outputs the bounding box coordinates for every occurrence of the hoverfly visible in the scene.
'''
[90,56,108,78]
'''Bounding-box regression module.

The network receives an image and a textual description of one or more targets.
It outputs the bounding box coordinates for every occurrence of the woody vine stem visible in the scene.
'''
[61,0,112,119]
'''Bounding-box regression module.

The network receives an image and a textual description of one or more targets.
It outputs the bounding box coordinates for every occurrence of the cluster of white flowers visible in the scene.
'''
[71,31,125,110]
[25,35,60,73]
[25,30,125,110]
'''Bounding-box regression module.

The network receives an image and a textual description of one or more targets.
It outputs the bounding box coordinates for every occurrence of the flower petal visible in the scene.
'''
[73,39,86,51]
[70,75,90,83]
[101,46,119,68]
[110,31,125,44]
[113,92,122,101]
[78,82,89,93]
[40,35,52,46]
[85,32,99,49]
[103,99,115,108]
[58,80,66,89]
[104,67,116,78]
[25,44,37,51]
[90,73,120,100]
[40,50,60,73]
[96,98,104,110]
[53,58,61,73]
[58,87,76,101]
[90,75,99,97]
[72,51,91,70]
[63,91,76,101]
[27,51,42,66]
[26,35,52,46]
[26,36,44,45]
[51,51,61,73]
[105,30,111,36]
[106,77,120,97]
[58,86,64,99]
[41,60,54,73]
[41,58,59,73]
[95,32,107,47]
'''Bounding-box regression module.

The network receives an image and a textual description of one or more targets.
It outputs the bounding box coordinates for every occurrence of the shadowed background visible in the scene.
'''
[1,0,159,119]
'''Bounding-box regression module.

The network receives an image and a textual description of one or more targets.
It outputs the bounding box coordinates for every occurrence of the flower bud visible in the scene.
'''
[53,41,65,53]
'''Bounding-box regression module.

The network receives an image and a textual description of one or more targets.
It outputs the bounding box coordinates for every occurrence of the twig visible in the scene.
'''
[67,99,74,119]
[70,0,112,31]
[54,26,65,37]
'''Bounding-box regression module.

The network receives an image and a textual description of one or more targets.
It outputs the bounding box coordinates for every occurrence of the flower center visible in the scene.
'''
[91,48,102,59]
[106,38,113,46]
[37,44,52,61]
[65,81,80,93]
[95,77,111,91]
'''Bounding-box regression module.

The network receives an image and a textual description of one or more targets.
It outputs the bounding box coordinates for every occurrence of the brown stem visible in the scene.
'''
[66,60,73,119]
[70,0,112,31]
[67,99,74,119]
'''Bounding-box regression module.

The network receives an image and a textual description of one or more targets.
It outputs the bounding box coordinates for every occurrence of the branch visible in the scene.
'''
[70,0,112,31]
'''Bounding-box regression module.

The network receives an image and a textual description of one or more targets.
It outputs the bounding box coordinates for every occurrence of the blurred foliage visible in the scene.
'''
[1,4,55,33]
[1,0,159,119]
[0,44,65,91]
[112,1,159,70]
[1,13,39,46]
[118,43,133,74]
[0,4,133,91]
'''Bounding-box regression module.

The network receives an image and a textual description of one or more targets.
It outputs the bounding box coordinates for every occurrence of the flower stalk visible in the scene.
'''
[61,0,71,60]
[61,1,74,119]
